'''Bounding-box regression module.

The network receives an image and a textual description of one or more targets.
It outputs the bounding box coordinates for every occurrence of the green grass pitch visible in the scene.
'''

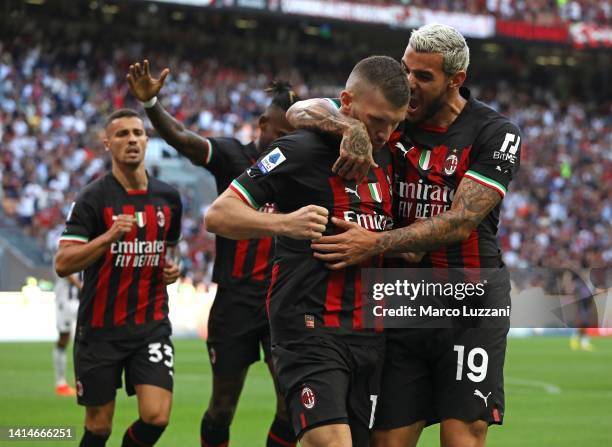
[1,337,611,446]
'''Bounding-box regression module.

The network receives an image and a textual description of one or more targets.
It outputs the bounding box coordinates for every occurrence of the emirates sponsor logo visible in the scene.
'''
[396,178,455,219]
[111,239,165,255]
[396,178,456,202]
[342,211,392,231]
[111,239,165,267]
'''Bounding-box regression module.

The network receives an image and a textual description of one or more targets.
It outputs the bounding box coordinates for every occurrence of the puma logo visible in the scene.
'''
[395,142,413,158]
[474,389,491,407]
[345,186,360,199]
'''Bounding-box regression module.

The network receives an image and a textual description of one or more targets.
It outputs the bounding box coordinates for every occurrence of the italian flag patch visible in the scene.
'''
[368,183,382,203]
[418,149,432,170]
[135,211,146,228]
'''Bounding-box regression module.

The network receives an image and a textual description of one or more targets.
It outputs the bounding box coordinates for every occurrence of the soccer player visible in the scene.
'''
[127,60,300,447]
[286,24,522,447]
[560,269,598,351]
[53,271,81,396]
[205,55,410,447]
[55,109,182,447]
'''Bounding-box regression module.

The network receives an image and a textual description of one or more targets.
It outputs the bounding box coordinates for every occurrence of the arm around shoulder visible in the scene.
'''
[205,188,329,241]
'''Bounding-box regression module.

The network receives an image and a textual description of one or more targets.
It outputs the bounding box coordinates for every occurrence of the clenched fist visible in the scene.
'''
[105,214,136,243]
[280,205,329,240]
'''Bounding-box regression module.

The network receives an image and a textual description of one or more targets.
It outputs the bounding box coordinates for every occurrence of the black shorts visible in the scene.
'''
[206,286,270,375]
[272,335,384,446]
[74,332,174,406]
[375,327,508,429]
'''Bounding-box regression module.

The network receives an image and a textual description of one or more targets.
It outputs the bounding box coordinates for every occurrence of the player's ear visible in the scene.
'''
[257,113,270,127]
[449,71,466,90]
[340,90,352,113]
[258,114,269,131]
[103,138,110,152]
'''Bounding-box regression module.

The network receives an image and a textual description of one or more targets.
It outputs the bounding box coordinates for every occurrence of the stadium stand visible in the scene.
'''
[341,0,611,25]
[0,1,609,288]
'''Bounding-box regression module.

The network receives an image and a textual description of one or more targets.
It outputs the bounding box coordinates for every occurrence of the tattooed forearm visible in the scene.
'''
[341,124,371,158]
[287,98,372,159]
[286,98,355,136]
[377,178,502,253]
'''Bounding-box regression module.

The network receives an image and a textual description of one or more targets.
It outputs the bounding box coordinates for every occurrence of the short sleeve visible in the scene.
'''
[229,138,302,210]
[58,194,97,244]
[464,120,522,198]
[325,98,341,110]
[204,137,238,177]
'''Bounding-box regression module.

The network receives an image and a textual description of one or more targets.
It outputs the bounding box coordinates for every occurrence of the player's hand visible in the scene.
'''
[105,214,136,243]
[400,251,425,263]
[281,205,329,240]
[311,217,380,269]
[163,261,180,285]
[127,59,169,102]
[333,121,377,183]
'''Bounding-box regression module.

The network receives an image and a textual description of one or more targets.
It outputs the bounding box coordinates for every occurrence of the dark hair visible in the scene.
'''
[349,55,410,108]
[266,80,300,112]
[105,108,141,128]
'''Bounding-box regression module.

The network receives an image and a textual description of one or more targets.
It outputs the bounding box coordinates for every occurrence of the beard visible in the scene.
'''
[407,89,448,125]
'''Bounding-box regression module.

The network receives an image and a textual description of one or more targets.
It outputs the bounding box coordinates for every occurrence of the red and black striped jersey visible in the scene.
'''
[59,173,182,341]
[231,130,393,343]
[391,87,522,269]
[199,138,276,296]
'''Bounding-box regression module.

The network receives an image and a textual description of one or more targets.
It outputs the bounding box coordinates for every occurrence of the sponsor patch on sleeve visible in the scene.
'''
[257,147,286,175]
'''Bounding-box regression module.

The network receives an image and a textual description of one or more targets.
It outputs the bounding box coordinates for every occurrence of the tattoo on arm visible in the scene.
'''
[378,178,501,253]
[287,99,353,136]
[341,125,371,158]
[287,99,371,158]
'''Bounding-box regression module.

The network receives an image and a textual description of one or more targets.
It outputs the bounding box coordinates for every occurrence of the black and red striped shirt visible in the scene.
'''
[60,173,182,341]
[231,130,393,343]
[392,87,522,269]
[200,138,276,296]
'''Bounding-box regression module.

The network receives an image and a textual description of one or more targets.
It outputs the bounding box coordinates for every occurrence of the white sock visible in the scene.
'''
[53,346,67,386]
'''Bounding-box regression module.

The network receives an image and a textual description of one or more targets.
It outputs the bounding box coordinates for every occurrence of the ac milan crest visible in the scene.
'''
[76,380,84,397]
[301,386,316,409]
[157,209,165,227]
[444,154,459,175]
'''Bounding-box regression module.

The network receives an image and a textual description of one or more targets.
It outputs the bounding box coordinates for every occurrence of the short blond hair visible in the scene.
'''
[409,23,470,75]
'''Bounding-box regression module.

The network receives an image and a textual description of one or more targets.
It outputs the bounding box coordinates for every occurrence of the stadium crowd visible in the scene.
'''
[352,0,611,25]
[0,24,609,287]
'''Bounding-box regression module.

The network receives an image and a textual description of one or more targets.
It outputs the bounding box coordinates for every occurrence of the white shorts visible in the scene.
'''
[55,279,79,334]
